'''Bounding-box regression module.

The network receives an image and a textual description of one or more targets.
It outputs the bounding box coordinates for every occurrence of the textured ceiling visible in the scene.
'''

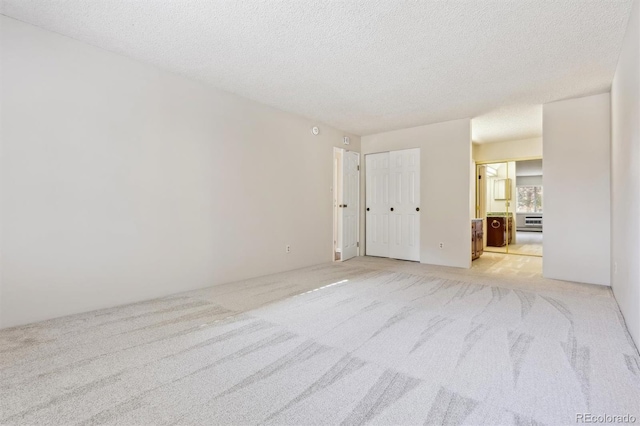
[1,1,633,142]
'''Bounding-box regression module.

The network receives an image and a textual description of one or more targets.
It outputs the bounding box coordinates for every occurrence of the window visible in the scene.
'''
[517,186,543,213]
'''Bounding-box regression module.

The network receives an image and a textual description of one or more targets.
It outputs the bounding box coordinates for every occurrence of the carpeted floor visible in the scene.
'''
[1,256,639,425]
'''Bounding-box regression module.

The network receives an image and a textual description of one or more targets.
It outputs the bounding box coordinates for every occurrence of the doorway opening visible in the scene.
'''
[476,158,543,257]
[333,147,360,262]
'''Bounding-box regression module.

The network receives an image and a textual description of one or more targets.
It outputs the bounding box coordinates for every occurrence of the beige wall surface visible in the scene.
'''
[611,0,640,346]
[361,119,472,269]
[543,93,611,286]
[473,137,542,163]
[0,17,360,328]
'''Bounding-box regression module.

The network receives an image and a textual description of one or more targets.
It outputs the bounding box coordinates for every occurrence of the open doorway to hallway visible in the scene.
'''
[476,158,543,258]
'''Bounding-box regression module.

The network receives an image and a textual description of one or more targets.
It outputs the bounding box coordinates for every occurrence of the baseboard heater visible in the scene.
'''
[525,216,543,226]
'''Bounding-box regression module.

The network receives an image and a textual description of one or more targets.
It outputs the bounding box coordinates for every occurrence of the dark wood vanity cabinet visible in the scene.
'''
[487,216,513,247]
[472,219,483,260]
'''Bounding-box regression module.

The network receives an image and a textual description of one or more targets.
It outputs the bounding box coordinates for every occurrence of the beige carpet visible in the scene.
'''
[1,256,638,425]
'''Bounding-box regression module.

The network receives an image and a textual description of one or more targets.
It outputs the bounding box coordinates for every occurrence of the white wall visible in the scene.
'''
[543,93,611,286]
[611,0,640,346]
[361,119,472,268]
[485,163,507,213]
[473,137,542,163]
[516,175,543,186]
[0,17,360,328]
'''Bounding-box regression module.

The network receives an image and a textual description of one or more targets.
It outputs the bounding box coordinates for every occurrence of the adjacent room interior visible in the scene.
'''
[1,2,639,425]
[476,158,543,257]
[513,159,544,256]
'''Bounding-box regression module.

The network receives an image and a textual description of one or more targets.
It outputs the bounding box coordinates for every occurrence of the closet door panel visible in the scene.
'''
[389,149,420,261]
[365,152,390,257]
[366,149,419,261]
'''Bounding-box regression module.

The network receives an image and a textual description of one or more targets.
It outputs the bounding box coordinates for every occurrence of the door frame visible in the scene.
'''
[475,155,543,258]
[333,147,360,262]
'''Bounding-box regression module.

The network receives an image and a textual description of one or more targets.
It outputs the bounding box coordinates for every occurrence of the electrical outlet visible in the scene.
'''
[286,245,291,253]
[439,242,444,249]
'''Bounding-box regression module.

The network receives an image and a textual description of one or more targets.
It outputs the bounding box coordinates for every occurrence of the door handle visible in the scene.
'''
[339,204,348,208]
[390,207,394,212]
[416,207,420,211]
[366,207,370,211]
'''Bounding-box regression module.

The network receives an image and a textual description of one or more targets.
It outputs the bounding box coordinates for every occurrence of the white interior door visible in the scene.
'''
[340,150,359,261]
[365,152,390,257]
[389,148,420,261]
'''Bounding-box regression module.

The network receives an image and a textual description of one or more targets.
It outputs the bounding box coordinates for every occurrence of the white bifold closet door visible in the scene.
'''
[365,152,390,257]
[366,148,420,261]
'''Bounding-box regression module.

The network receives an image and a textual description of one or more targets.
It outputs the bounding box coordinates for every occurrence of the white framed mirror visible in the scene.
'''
[494,178,512,200]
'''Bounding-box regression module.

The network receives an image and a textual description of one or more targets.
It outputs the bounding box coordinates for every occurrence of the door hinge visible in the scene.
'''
[357,242,360,247]
[357,165,360,171]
